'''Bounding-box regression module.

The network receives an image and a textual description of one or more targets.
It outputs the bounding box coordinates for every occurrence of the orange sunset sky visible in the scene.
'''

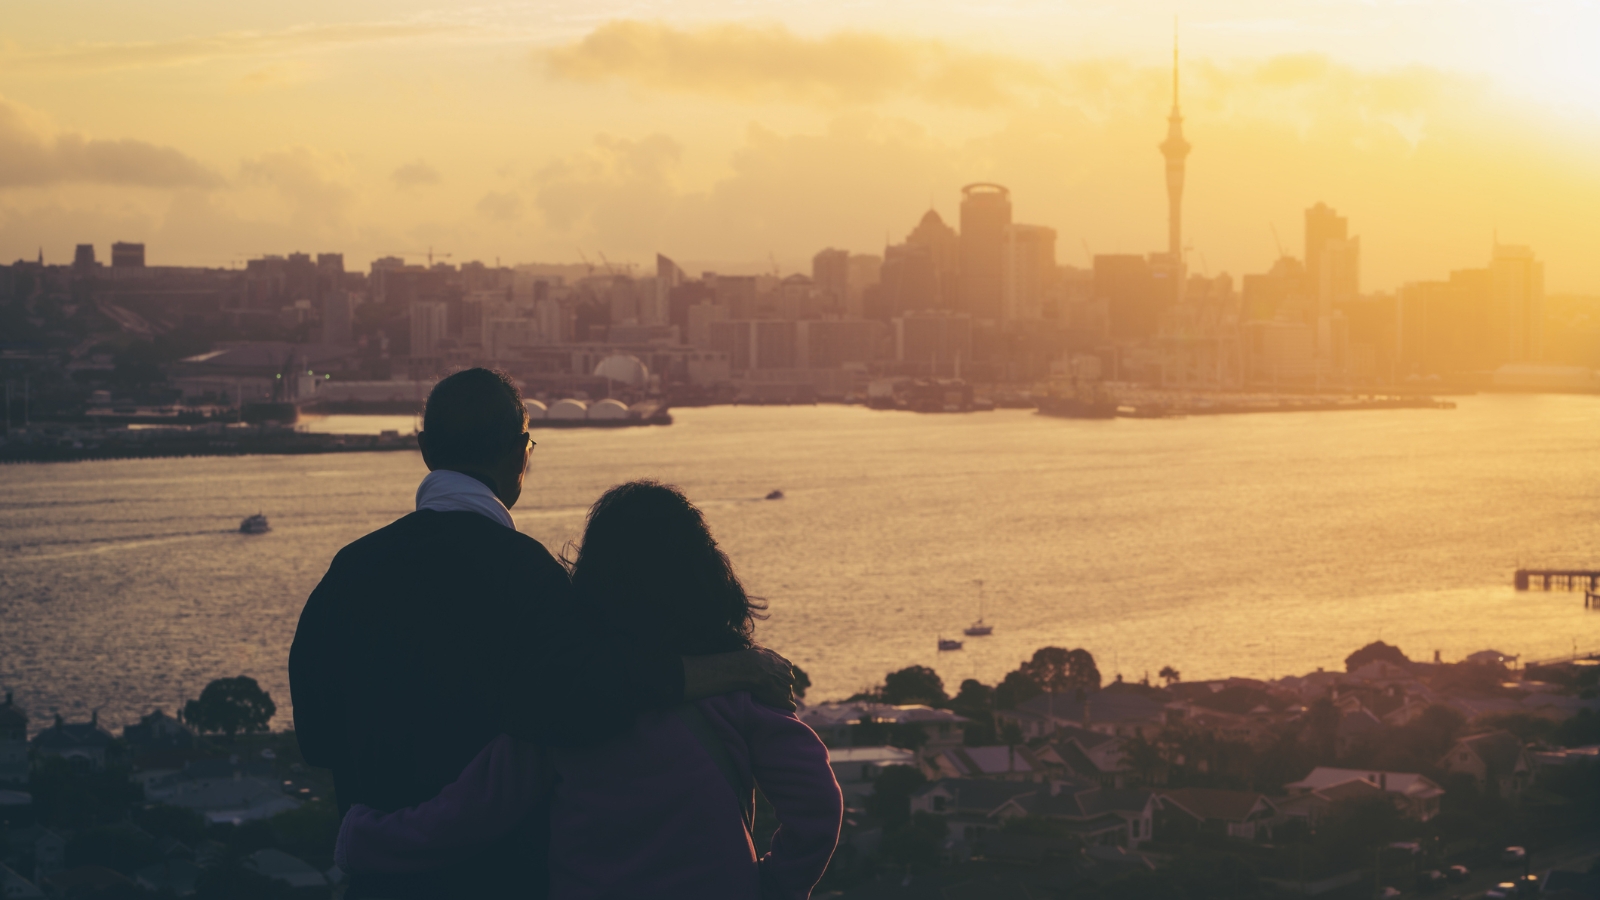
[2,0,1598,292]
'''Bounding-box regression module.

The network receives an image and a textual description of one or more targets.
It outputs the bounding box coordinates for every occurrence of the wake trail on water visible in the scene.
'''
[8,530,244,562]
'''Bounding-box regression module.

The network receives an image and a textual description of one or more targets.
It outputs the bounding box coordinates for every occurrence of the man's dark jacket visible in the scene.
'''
[289,509,683,898]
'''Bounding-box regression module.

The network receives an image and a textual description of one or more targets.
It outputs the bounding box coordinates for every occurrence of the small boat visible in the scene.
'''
[963,579,994,637]
[239,513,271,534]
[765,490,785,500]
[938,637,963,652]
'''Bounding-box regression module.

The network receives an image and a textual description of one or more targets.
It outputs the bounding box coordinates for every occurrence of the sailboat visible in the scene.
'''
[963,580,993,637]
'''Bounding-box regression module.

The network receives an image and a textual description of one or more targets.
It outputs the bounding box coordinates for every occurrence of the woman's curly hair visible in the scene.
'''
[566,480,765,656]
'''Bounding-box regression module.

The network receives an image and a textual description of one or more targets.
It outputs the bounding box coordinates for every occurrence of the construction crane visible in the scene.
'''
[379,247,453,266]
[595,251,634,277]
[1269,224,1286,261]
[577,249,595,276]
[769,252,781,277]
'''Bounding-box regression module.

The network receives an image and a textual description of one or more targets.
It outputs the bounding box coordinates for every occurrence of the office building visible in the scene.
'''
[111,242,146,268]
[958,184,1011,320]
[1002,224,1057,321]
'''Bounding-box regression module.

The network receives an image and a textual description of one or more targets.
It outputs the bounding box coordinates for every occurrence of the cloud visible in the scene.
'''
[0,21,471,73]
[476,191,522,221]
[0,95,221,189]
[544,21,1050,108]
[392,160,442,189]
[239,147,351,229]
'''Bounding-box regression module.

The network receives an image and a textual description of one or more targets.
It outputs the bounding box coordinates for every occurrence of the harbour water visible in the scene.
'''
[2,395,1598,733]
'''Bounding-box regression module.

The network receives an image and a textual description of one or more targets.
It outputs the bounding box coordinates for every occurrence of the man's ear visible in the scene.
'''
[417,432,436,470]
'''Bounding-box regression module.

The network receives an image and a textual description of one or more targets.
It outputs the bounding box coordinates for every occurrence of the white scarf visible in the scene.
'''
[415,469,515,530]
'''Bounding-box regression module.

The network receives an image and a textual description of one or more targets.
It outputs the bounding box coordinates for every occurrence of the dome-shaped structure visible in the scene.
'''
[588,398,630,420]
[592,354,649,387]
[523,399,548,420]
[547,399,588,420]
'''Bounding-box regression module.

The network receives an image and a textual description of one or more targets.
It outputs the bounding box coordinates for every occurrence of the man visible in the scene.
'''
[290,368,793,898]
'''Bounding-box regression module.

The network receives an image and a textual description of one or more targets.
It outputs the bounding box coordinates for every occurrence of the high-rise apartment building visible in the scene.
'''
[73,245,96,268]
[812,248,850,309]
[409,301,448,357]
[958,184,1011,320]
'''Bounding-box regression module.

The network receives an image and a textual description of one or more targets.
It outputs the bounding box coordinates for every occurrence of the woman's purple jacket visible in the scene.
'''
[336,692,844,899]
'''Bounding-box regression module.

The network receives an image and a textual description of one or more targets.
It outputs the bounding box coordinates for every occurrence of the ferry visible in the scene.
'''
[239,514,271,535]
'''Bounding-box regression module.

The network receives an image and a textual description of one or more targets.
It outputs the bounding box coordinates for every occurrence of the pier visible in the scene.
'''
[1514,569,1600,593]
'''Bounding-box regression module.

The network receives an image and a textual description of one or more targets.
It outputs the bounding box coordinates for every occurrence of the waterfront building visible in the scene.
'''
[893,310,972,374]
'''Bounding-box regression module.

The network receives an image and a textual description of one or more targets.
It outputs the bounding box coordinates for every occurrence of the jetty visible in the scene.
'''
[1514,569,1600,592]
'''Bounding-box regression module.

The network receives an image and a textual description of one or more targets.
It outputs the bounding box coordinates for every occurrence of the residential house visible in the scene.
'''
[2,826,66,883]
[799,702,969,748]
[0,864,43,899]
[1283,767,1444,821]
[40,866,133,899]
[123,709,196,754]
[30,714,115,770]
[909,779,1039,845]
[0,695,27,787]
[1335,707,1383,755]
[993,687,1170,741]
[994,781,1156,849]
[1036,726,1132,787]
[827,746,918,800]
[924,746,1048,783]
[1440,731,1531,799]
[1157,788,1279,841]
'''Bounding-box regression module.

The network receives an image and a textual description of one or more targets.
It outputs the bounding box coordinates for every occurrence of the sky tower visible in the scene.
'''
[1159,26,1191,270]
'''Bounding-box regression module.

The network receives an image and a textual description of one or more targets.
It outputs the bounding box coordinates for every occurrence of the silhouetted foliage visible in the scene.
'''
[1086,851,1264,900]
[863,765,926,828]
[269,800,341,868]
[1018,647,1101,695]
[881,665,947,707]
[1316,797,1406,867]
[1345,641,1411,672]
[1159,665,1181,685]
[849,717,928,751]
[134,803,209,844]
[1555,709,1600,747]
[993,669,1041,710]
[948,679,993,719]
[877,812,945,872]
[28,757,143,828]
[184,676,276,737]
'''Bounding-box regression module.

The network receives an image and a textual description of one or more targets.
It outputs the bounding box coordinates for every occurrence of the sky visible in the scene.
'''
[1,0,1598,292]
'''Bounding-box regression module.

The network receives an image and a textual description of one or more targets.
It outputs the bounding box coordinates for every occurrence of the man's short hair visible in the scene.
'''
[422,368,527,468]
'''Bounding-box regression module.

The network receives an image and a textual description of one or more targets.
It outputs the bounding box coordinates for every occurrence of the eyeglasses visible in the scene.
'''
[516,432,536,452]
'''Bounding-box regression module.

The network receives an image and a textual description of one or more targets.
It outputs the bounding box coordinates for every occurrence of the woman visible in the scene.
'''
[335,480,843,899]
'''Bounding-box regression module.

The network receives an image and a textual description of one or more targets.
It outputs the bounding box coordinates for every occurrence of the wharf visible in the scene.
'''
[0,427,419,463]
[1514,569,1600,594]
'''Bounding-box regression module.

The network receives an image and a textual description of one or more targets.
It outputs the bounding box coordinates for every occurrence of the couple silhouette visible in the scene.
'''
[290,368,842,899]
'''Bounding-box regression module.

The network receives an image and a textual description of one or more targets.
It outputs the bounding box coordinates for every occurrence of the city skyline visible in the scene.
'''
[0,6,1598,293]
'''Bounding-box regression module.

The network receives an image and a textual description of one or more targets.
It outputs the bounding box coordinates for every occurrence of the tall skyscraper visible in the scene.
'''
[1001,224,1057,321]
[1490,243,1544,363]
[1158,30,1190,290]
[958,184,1011,320]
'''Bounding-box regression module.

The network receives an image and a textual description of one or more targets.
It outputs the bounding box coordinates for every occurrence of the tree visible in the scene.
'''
[878,812,946,872]
[28,756,144,828]
[1159,665,1181,685]
[1018,647,1101,696]
[949,679,994,719]
[994,669,1042,710]
[881,666,947,707]
[184,676,276,737]
[863,765,927,827]
[1344,641,1410,673]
